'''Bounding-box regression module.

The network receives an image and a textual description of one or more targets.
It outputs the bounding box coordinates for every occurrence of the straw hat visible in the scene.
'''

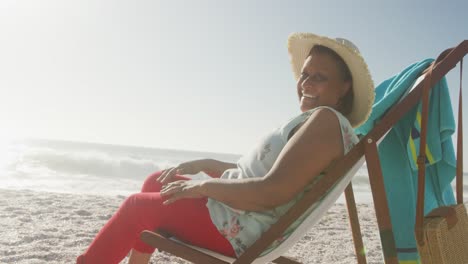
[288,32,374,128]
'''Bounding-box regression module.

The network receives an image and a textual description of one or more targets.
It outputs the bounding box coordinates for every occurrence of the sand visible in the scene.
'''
[0,188,386,263]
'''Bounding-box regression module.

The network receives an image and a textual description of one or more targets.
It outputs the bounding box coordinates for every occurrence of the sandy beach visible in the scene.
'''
[0,188,388,263]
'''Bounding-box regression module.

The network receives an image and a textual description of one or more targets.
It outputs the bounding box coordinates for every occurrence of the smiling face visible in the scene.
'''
[297,49,352,113]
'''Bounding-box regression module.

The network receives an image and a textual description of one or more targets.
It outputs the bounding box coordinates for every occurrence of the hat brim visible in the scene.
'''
[288,33,374,128]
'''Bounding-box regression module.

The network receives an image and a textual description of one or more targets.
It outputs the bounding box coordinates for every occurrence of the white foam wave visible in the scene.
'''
[5,144,179,182]
[39,148,157,178]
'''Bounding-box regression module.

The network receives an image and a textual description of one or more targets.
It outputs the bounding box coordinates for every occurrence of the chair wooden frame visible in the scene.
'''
[140,40,468,264]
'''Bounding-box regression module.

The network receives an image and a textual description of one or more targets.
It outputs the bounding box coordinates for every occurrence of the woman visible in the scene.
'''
[77,32,374,264]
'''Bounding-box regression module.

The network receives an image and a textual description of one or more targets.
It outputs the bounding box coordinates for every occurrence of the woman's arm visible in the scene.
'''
[200,108,344,210]
[202,159,237,178]
[162,108,345,211]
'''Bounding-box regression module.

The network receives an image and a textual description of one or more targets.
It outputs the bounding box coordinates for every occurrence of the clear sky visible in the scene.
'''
[0,0,467,159]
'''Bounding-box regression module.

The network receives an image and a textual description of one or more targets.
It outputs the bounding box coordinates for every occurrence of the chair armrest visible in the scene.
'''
[140,230,231,264]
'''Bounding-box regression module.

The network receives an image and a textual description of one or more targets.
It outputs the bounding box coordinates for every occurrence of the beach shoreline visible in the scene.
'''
[1,188,386,263]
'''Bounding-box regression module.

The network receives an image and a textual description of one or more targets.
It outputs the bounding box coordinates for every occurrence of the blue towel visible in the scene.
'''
[356,59,456,264]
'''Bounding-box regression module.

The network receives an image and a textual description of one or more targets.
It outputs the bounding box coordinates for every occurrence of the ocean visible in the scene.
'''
[0,139,466,204]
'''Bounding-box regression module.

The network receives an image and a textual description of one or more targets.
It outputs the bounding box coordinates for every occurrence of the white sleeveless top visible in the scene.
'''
[206,106,359,256]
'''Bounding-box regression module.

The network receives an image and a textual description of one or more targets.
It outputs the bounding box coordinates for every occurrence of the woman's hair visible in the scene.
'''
[309,45,354,116]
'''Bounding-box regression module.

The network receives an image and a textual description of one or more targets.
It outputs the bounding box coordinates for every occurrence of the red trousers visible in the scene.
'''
[77,171,235,264]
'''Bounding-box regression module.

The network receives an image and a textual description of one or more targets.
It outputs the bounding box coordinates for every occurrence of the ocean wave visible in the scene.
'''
[6,145,175,181]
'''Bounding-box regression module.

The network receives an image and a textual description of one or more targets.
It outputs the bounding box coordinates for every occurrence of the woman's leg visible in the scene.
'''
[126,171,191,264]
[77,172,234,264]
[129,196,235,256]
[114,171,196,264]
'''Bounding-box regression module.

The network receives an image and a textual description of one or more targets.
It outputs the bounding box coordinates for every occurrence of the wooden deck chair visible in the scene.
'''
[140,40,468,264]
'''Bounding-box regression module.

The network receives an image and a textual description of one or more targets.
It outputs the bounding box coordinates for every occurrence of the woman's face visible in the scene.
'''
[296,52,351,112]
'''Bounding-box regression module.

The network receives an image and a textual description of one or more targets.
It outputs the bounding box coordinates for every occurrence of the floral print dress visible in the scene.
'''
[206,106,359,257]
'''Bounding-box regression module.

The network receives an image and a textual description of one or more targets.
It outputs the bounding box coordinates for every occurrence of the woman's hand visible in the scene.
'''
[157,159,236,184]
[160,180,206,205]
[157,159,208,184]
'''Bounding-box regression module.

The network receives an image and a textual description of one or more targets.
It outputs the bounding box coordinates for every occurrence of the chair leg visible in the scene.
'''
[364,140,399,264]
[345,183,367,264]
[272,256,302,264]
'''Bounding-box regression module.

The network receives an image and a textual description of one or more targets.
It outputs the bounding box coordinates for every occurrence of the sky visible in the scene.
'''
[0,0,467,159]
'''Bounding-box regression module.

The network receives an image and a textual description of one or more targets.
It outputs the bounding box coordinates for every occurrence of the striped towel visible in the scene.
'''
[356,58,456,264]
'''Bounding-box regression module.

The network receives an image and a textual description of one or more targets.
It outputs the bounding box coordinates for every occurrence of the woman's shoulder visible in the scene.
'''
[302,107,343,133]
[308,106,354,129]
[301,106,359,152]
[282,106,341,127]
[305,106,346,120]
[280,106,356,144]
[294,106,347,130]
